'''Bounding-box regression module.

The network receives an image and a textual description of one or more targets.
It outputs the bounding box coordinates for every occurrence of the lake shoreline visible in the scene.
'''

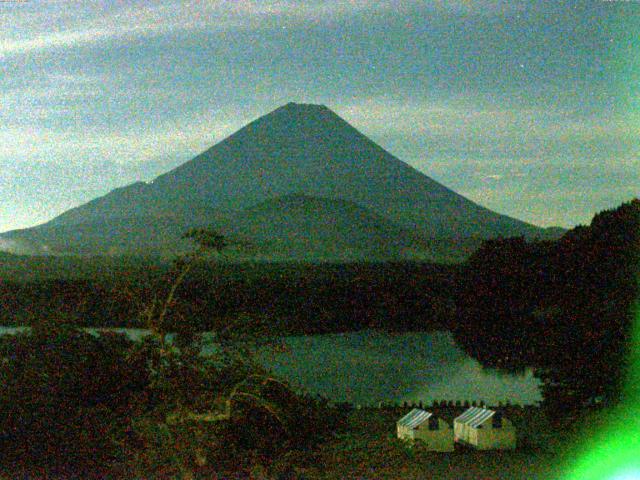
[0,326,541,407]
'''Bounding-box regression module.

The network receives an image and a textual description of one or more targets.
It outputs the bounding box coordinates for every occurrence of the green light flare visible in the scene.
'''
[561,5,640,475]
[562,300,640,480]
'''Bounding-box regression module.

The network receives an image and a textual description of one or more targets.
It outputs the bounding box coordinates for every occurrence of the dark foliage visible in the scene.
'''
[0,324,338,478]
[0,324,149,476]
[0,262,462,334]
[453,199,640,415]
[182,228,229,253]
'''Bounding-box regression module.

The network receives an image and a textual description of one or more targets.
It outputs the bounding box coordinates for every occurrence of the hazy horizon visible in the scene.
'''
[2,0,637,232]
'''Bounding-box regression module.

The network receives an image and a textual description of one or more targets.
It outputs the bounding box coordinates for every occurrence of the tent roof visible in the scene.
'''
[397,408,433,429]
[454,407,497,428]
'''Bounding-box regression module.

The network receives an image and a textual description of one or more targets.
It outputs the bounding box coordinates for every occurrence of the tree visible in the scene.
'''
[454,200,640,419]
[142,228,228,344]
[0,326,149,477]
[130,229,331,478]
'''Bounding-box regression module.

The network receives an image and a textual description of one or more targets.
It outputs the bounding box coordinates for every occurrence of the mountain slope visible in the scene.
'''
[217,194,434,261]
[2,195,436,260]
[1,102,562,260]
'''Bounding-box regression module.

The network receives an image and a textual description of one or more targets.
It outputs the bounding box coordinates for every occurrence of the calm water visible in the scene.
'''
[0,327,541,406]
[251,330,541,406]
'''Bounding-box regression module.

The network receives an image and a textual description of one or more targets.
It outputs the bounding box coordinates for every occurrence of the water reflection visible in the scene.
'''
[0,327,541,406]
[255,330,541,406]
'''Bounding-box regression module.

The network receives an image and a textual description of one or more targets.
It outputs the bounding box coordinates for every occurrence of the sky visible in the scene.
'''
[0,0,638,232]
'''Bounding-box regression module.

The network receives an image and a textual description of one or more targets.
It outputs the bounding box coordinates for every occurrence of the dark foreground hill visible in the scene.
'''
[1,103,562,261]
[454,198,640,412]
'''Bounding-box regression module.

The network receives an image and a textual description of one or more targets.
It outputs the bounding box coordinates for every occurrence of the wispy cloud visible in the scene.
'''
[0,0,632,233]
[1,13,209,58]
[334,94,639,227]
[0,0,524,58]
[337,95,638,157]
[0,103,257,166]
[0,0,413,58]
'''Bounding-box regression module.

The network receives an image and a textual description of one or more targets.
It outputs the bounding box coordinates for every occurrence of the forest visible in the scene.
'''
[0,259,463,334]
[0,199,637,477]
[454,199,640,415]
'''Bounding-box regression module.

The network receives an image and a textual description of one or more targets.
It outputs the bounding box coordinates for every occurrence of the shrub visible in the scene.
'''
[0,324,149,475]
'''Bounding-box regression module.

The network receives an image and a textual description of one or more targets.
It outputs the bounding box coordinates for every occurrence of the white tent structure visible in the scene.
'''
[396,408,454,452]
[453,407,516,450]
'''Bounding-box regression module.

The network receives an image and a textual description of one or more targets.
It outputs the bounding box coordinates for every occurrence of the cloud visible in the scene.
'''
[330,96,638,228]
[0,103,260,169]
[0,1,410,58]
[1,73,103,123]
[336,95,638,161]
[481,174,504,181]
[0,0,525,59]
[0,237,32,254]
[1,2,221,58]
[426,153,640,228]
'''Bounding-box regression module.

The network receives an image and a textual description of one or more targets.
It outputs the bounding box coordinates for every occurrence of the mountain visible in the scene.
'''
[216,194,434,261]
[1,102,563,261]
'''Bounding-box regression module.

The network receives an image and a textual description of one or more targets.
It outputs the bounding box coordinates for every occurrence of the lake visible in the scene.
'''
[0,327,541,406]
[251,330,541,406]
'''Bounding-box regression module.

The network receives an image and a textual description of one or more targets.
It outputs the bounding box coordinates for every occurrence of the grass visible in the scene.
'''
[293,407,567,479]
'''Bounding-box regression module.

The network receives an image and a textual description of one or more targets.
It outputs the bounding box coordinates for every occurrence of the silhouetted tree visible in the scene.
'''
[454,199,640,418]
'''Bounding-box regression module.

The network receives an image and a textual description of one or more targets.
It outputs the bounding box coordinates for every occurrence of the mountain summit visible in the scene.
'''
[2,103,561,260]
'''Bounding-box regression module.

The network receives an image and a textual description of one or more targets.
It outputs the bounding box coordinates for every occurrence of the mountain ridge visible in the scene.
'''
[1,102,564,260]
